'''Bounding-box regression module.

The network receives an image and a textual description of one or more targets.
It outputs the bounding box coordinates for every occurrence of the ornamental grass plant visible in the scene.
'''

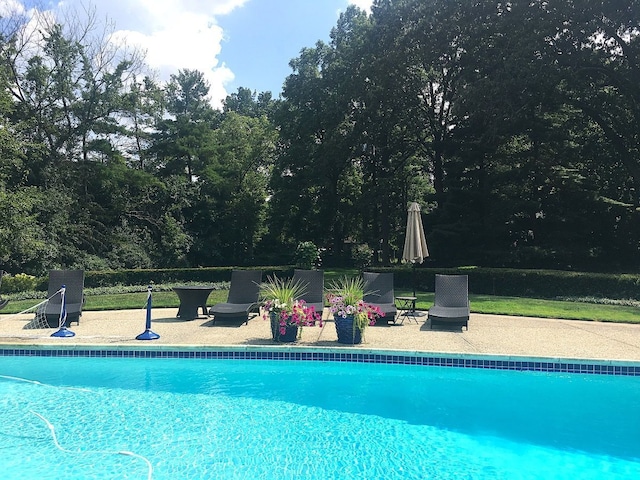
[260,275,321,337]
[327,276,384,335]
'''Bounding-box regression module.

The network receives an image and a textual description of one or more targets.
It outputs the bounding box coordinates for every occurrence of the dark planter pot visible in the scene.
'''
[270,313,299,342]
[334,315,362,344]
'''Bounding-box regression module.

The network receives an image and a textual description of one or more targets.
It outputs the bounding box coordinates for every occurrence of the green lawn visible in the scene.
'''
[469,294,640,323]
[398,291,640,323]
[0,290,229,315]
[2,288,639,324]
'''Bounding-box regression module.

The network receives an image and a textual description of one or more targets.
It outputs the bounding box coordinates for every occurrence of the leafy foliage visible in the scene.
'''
[294,241,320,270]
[1,1,640,274]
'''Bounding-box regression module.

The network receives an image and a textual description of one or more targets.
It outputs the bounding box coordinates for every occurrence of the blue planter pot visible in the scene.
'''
[334,315,362,344]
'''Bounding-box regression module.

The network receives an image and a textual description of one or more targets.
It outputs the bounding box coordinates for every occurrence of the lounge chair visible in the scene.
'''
[208,270,262,324]
[44,270,85,327]
[0,271,8,310]
[292,269,325,317]
[363,272,398,325]
[428,274,469,330]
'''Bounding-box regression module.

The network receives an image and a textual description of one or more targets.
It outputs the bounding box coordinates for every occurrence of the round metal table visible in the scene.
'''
[173,286,215,320]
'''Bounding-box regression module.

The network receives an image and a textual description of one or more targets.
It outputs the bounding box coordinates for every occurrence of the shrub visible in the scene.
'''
[352,244,373,271]
[295,241,320,270]
[1,273,38,293]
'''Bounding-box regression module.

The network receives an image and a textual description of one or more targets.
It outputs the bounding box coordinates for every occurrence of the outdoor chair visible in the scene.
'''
[363,272,398,325]
[292,269,325,318]
[44,269,85,327]
[208,270,262,324]
[0,271,8,310]
[428,274,469,330]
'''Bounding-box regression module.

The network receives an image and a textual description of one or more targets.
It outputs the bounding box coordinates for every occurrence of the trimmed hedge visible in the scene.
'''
[0,266,291,293]
[369,267,640,300]
[78,266,292,289]
[2,265,639,300]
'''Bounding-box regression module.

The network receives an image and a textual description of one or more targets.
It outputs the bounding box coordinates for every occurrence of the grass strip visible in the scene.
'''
[2,290,639,324]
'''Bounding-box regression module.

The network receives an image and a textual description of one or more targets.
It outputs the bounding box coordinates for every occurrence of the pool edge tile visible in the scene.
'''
[1,344,639,376]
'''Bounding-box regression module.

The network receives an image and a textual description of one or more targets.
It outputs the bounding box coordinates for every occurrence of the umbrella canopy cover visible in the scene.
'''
[402,202,429,264]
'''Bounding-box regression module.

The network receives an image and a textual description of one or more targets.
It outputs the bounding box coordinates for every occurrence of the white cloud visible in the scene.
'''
[109,10,235,108]
[347,0,373,13]
[0,0,24,16]
[96,0,250,108]
[11,0,249,108]
[88,0,247,31]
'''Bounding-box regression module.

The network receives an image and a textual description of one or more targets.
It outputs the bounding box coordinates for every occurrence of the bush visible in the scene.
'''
[295,242,320,270]
[0,273,38,293]
[352,244,374,272]
[6,264,639,301]
[370,266,640,300]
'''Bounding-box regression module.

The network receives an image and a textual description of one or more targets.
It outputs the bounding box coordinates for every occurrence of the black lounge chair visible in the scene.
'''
[44,269,85,327]
[363,272,398,325]
[428,274,469,330]
[0,271,8,310]
[292,269,325,317]
[208,270,262,324]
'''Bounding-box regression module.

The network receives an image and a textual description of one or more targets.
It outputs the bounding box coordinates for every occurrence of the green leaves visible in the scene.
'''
[260,274,307,306]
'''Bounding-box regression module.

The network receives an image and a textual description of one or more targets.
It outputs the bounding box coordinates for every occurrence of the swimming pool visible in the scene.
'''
[1,350,639,479]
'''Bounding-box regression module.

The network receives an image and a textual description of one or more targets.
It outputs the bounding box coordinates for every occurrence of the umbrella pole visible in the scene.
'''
[412,263,416,298]
[410,263,426,317]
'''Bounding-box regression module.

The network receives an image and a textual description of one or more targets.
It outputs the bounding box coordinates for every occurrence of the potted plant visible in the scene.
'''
[327,276,384,344]
[261,274,322,342]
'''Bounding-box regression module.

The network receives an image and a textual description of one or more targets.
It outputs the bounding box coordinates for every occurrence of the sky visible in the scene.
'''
[5,0,373,108]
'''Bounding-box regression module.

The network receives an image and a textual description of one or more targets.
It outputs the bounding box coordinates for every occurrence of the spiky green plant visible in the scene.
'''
[328,275,364,307]
[260,275,307,311]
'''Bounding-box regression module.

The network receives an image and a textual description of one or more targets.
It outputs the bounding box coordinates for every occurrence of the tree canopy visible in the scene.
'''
[1,0,639,275]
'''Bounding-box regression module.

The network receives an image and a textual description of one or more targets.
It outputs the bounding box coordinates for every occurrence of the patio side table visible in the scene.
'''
[395,296,419,324]
[173,286,215,320]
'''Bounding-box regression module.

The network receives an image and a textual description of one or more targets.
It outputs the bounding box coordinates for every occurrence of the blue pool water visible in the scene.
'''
[0,356,639,479]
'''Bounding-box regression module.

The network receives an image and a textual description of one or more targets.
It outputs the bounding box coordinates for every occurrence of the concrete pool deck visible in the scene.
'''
[1,308,640,362]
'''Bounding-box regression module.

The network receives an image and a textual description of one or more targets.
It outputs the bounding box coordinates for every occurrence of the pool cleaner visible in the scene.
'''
[31,411,154,480]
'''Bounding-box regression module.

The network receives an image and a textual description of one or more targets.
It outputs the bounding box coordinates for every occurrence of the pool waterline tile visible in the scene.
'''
[1,344,639,376]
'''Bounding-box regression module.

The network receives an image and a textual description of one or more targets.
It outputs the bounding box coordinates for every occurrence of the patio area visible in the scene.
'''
[1,308,640,362]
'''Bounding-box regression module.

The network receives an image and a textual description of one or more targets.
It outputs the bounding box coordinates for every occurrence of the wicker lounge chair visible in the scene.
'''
[208,270,262,324]
[44,270,85,327]
[292,269,325,317]
[428,274,469,330]
[363,272,398,325]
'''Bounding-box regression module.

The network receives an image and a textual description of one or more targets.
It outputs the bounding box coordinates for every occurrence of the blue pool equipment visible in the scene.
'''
[136,285,159,340]
[51,285,75,338]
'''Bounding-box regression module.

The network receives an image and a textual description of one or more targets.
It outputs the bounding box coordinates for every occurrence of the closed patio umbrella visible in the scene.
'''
[402,202,429,297]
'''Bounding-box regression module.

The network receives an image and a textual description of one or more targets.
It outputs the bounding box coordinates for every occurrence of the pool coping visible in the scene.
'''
[2,343,640,376]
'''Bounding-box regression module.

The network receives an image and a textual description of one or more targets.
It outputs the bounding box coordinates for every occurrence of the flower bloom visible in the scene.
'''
[263,299,320,327]
[326,293,384,325]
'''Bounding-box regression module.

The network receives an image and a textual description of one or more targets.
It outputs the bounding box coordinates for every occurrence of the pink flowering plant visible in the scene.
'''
[327,276,384,336]
[261,275,321,338]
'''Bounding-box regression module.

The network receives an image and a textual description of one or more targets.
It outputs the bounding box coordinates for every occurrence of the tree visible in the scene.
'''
[3,6,144,170]
[274,8,378,264]
[274,4,440,265]
[152,69,220,179]
[194,112,277,265]
[0,5,196,272]
[120,75,165,170]
[224,86,276,118]
[446,0,640,269]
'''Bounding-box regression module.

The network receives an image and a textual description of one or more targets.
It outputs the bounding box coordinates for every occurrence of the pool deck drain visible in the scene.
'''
[1,309,640,363]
